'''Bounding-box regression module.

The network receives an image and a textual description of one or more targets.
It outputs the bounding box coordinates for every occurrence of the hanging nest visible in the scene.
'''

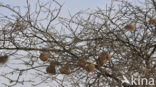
[0,55,8,64]
[97,53,107,68]
[46,60,57,74]
[39,51,50,61]
[85,62,95,72]
[149,18,156,26]
[97,52,112,68]
[124,23,135,31]
[77,58,87,68]
[59,65,71,75]
[46,66,56,74]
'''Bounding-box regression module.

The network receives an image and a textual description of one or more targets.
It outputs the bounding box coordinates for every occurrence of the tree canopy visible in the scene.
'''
[0,0,156,87]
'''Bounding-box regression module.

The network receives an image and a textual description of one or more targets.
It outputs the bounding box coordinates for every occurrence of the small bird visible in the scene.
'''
[39,51,50,61]
[0,55,9,64]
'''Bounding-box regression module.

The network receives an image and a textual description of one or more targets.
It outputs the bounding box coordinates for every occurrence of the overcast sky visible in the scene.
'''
[0,0,111,17]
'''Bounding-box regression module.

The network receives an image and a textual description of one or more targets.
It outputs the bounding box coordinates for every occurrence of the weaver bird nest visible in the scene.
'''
[125,23,135,31]
[149,18,156,26]
[46,66,56,74]
[39,51,50,61]
[97,52,112,68]
[85,62,95,72]
[46,60,57,74]
[0,55,9,64]
[77,58,87,68]
[45,52,112,75]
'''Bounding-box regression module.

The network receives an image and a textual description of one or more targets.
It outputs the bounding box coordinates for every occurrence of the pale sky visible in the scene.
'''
[0,0,111,17]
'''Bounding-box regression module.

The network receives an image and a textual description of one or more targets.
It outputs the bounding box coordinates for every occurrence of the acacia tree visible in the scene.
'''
[0,0,156,87]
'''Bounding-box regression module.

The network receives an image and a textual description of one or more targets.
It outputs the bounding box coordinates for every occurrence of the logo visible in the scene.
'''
[121,75,130,85]
[121,75,155,86]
